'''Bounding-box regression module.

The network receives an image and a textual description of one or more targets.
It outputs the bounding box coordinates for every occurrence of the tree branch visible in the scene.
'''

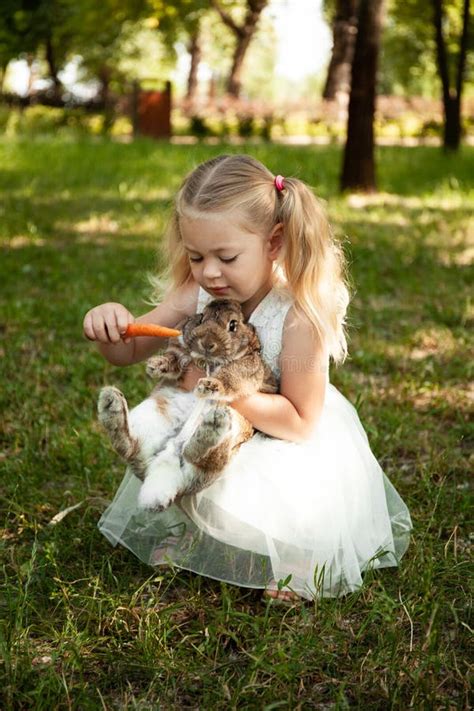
[211,0,242,37]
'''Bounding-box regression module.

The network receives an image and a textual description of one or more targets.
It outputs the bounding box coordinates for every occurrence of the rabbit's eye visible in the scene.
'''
[228,320,238,332]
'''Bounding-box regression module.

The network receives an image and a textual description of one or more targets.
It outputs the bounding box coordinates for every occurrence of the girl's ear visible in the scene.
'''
[267,223,284,260]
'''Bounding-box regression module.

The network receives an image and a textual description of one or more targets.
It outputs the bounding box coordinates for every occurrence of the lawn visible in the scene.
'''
[1,137,472,709]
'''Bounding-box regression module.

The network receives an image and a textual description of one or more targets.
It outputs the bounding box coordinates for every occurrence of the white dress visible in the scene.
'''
[98,287,412,599]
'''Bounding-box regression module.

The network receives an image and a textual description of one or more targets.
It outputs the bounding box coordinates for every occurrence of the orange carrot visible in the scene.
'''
[124,323,181,339]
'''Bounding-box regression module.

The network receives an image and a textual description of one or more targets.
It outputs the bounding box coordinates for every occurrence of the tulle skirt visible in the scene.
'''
[98,384,412,599]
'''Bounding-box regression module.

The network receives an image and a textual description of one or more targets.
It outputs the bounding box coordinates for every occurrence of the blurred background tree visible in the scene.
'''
[66,0,148,120]
[211,0,269,98]
[380,0,472,150]
[323,0,472,104]
[146,0,210,103]
[432,0,471,150]
[0,0,472,160]
[0,0,78,98]
[341,0,385,192]
[322,0,358,100]
[323,0,472,187]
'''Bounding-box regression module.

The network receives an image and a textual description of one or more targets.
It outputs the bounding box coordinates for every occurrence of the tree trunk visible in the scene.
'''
[99,66,110,107]
[227,29,254,97]
[432,0,471,151]
[186,26,202,105]
[45,36,62,100]
[26,54,35,98]
[0,63,6,95]
[443,96,462,149]
[340,0,384,193]
[323,0,359,100]
[98,66,113,134]
[212,0,268,98]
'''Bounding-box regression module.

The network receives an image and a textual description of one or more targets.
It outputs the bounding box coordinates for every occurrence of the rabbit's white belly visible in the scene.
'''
[166,388,201,423]
[129,386,198,459]
[128,386,203,510]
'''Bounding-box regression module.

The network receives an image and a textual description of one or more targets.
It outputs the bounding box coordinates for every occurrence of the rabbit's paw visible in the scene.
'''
[203,406,232,437]
[98,386,128,429]
[138,455,182,511]
[146,355,171,379]
[195,377,225,400]
[184,406,232,462]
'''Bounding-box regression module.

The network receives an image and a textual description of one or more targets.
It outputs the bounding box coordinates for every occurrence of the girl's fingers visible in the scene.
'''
[116,309,133,344]
[83,305,133,344]
[91,314,110,343]
[83,313,96,341]
[105,312,122,344]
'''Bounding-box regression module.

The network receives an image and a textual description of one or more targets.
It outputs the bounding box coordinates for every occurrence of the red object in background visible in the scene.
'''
[135,81,171,139]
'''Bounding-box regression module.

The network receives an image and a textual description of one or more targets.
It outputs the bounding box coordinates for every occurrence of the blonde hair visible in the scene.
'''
[157,154,351,364]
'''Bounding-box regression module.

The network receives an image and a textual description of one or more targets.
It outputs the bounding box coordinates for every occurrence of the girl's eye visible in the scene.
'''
[188,255,237,263]
[228,320,238,332]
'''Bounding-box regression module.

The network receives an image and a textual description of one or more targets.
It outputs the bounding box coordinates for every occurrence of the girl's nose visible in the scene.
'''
[202,258,222,280]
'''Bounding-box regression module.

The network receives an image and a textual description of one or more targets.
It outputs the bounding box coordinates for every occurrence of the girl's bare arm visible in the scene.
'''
[231,307,328,442]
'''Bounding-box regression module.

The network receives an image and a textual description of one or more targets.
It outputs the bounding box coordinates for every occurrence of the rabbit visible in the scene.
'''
[97,299,277,511]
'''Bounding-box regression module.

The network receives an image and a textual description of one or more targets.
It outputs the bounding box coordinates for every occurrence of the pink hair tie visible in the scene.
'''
[274,175,285,192]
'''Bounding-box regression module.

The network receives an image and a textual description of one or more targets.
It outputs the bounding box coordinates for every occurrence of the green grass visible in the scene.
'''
[1,136,472,709]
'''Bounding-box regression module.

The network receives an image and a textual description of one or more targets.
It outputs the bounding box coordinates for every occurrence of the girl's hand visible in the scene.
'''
[83,302,134,345]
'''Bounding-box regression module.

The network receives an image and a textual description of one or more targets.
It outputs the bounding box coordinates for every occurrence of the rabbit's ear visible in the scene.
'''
[185,313,203,327]
[175,316,190,330]
[182,313,204,339]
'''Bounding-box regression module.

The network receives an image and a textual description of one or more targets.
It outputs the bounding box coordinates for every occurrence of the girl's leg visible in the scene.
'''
[263,587,301,602]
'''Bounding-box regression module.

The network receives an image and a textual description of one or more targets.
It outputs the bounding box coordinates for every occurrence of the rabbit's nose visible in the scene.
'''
[199,337,217,353]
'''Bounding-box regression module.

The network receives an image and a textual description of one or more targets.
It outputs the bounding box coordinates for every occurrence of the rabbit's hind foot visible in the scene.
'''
[98,386,128,425]
[98,386,137,461]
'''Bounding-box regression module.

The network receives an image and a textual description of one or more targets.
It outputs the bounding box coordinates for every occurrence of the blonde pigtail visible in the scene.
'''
[278,179,350,363]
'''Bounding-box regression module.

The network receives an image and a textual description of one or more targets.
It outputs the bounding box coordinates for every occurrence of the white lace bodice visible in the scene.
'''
[196,286,294,382]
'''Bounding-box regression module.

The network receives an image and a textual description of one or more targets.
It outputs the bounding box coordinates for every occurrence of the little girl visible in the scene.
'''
[83,154,412,601]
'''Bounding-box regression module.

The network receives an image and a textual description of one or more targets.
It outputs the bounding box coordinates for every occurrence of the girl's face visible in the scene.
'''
[180,213,282,316]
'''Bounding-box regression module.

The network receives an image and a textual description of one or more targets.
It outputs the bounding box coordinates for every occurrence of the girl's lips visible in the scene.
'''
[210,287,228,293]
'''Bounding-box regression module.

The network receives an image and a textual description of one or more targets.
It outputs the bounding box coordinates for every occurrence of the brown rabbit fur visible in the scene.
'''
[98,299,277,510]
